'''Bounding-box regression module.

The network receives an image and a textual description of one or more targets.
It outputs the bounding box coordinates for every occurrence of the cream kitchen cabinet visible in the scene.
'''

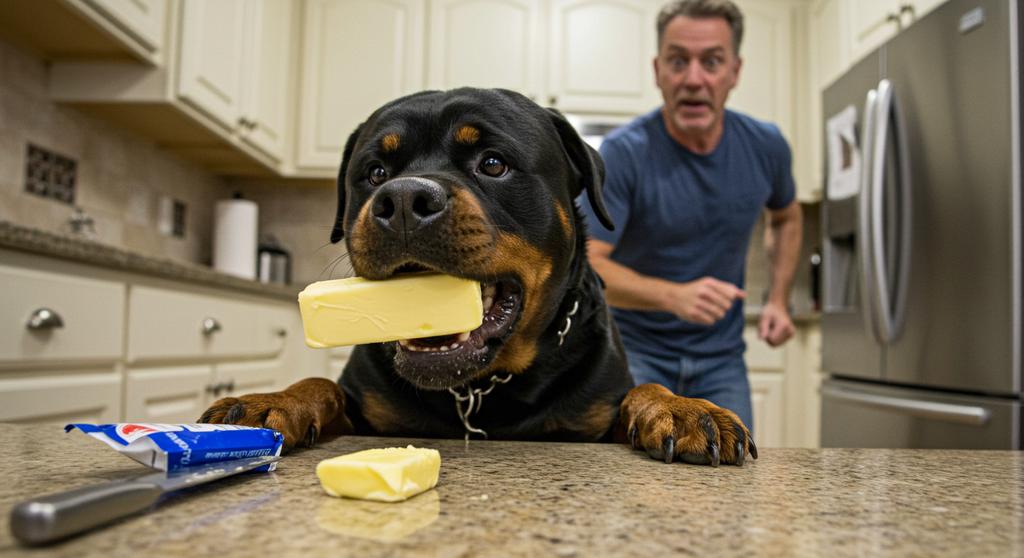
[124,359,281,424]
[84,0,169,62]
[0,251,126,424]
[0,0,168,66]
[177,0,248,136]
[546,0,661,114]
[847,0,948,67]
[427,0,545,99]
[177,0,294,163]
[124,284,293,423]
[0,248,301,425]
[743,320,822,448]
[295,0,426,173]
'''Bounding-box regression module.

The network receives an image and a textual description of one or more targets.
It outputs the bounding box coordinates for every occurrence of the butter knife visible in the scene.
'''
[9,454,280,546]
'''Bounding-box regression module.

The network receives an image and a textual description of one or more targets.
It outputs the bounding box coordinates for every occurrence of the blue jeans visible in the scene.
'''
[625,349,754,433]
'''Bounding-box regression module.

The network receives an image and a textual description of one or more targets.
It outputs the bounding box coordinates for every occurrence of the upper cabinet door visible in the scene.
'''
[84,0,167,53]
[546,0,660,114]
[296,0,426,171]
[729,0,794,142]
[240,0,295,162]
[848,0,900,65]
[427,0,543,99]
[177,0,248,130]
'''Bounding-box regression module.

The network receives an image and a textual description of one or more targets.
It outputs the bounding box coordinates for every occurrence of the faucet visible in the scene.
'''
[68,206,96,239]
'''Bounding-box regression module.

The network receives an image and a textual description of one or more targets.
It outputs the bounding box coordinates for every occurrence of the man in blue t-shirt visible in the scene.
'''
[579,0,803,430]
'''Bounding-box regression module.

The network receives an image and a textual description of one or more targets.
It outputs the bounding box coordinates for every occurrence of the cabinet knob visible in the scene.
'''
[201,317,222,336]
[898,3,915,18]
[886,11,903,31]
[274,327,287,338]
[548,95,558,106]
[237,117,258,131]
[26,308,64,331]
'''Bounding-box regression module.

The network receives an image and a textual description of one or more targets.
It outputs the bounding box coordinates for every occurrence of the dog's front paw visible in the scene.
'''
[198,377,349,451]
[620,383,757,466]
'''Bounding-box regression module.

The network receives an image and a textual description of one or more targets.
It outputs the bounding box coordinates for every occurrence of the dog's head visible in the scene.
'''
[331,88,613,390]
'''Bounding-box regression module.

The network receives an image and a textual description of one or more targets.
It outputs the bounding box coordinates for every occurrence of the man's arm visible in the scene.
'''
[759,200,803,346]
[587,239,745,325]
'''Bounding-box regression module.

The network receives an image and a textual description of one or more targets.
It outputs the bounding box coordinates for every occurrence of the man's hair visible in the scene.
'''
[656,0,744,56]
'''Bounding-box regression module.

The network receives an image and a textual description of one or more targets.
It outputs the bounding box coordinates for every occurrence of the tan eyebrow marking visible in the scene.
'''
[381,134,400,153]
[454,125,481,145]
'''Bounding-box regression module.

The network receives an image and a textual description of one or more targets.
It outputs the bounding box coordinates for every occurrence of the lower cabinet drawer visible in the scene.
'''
[127,285,284,362]
[744,325,786,370]
[0,371,121,423]
[125,365,214,424]
[0,264,125,365]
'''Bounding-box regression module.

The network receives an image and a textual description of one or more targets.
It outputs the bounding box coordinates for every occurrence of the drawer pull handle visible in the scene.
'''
[26,308,64,331]
[201,318,222,336]
[274,328,287,338]
[206,381,236,397]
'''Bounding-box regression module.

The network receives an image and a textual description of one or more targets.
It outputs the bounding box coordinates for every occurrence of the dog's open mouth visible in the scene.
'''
[392,278,523,389]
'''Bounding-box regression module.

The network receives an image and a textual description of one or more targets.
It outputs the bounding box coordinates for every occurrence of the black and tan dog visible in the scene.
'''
[201,88,755,466]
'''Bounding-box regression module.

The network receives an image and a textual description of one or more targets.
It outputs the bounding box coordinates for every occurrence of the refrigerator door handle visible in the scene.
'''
[859,87,880,342]
[820,385,992,426]
[870,79,913,344]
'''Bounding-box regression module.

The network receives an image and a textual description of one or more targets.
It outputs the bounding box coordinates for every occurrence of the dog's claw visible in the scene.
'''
[225,403,246,424]
[734,425,746,466]
[198,408,215,423]
[749,439,759,460]
[699,414,720,467]
[663,436,675,464]
[629,425,639,450]
[306,425,319,448]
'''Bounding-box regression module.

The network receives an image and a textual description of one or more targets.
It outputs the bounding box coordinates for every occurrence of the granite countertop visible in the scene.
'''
[1,425,1021,557]
[0,220,298,301]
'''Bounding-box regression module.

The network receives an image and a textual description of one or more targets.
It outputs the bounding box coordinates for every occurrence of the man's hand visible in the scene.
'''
[758,301,795,347]
[666,277,745,325]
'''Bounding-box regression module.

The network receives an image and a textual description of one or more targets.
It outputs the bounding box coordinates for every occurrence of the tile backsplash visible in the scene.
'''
[0,38,226,266]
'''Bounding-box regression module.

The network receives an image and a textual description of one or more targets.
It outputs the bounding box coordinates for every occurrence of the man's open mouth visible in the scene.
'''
[391,278,523,389]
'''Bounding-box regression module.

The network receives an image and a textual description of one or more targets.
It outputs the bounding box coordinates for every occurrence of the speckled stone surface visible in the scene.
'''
[1,425,1021,557]
[0,220,298,300]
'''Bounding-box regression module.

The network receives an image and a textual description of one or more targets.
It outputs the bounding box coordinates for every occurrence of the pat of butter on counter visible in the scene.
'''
[316,446,441,502]
[298,274,483,348]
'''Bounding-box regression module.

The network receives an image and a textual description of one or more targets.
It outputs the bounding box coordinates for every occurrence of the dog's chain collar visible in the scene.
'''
[447,297,580,443]
[448,373,513,443]
[557,298,580,347]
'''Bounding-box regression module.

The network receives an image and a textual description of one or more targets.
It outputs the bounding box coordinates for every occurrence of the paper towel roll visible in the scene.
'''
[213,197,258,279]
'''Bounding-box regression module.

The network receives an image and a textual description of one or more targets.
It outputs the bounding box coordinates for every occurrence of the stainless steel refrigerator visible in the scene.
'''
[820,0,1022,448]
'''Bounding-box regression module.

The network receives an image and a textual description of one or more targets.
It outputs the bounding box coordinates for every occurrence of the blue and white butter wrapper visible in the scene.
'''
[66,423,284,472]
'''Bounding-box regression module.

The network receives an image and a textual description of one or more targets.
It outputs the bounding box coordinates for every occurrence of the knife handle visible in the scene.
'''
[9,480,162,545]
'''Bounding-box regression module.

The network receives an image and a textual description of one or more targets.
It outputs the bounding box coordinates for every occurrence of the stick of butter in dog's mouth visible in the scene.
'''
[298,273,483,348]
[316,446,441,502]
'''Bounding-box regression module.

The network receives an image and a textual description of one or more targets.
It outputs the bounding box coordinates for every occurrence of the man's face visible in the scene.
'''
[654,15,741,139]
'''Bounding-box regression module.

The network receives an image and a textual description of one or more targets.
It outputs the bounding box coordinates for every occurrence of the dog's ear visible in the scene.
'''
[330,122,365,243]
[545,108,614,231]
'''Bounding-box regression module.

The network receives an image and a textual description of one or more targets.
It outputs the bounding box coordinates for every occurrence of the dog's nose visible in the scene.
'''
[371,177,448,234]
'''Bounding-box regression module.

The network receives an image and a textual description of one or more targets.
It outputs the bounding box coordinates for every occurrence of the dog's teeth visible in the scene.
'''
[456,331,471,342]
[439,344,450,351]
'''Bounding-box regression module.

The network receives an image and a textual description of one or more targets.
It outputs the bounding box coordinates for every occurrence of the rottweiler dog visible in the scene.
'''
[201,88,755,466]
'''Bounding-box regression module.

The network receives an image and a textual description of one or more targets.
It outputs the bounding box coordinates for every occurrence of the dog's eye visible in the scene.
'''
[478,156,508,178]
[368,165,388,186]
